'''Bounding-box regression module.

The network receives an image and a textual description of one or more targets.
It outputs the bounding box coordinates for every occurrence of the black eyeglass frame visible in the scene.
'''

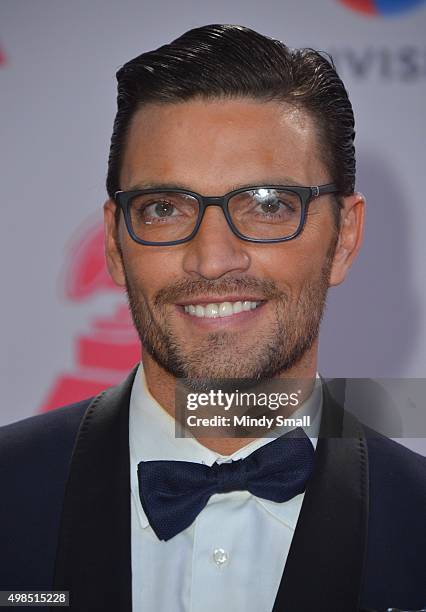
[114,183,339,246]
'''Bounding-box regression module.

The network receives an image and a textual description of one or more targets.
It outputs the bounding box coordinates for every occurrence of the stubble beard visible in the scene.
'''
[122,241,336,387]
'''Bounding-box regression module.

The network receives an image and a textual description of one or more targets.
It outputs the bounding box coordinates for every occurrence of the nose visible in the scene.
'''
[181,205,251,280]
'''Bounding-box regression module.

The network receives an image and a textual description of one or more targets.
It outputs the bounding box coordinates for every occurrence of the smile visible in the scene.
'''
[183,300,262,319]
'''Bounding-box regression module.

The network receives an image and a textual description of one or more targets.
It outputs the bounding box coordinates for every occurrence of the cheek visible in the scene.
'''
[123,246,182,301]
[295,216,336,271]
[255,235,328,289]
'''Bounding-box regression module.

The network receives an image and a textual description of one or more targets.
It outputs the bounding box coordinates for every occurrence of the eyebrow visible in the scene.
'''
[125,177,306,192]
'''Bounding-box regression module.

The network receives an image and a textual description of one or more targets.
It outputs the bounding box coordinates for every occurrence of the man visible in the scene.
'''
[0,24,425,612]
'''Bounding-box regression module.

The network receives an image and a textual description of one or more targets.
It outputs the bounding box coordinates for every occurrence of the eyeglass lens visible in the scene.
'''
[127,188,302,243]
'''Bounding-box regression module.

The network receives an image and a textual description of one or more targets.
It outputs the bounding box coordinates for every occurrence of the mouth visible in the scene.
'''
[175,297,267,322]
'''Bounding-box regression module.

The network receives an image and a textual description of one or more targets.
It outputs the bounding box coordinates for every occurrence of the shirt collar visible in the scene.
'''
[129,363,322,532]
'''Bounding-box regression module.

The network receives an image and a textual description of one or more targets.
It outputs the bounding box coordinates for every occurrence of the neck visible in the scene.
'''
[140,344,318,455]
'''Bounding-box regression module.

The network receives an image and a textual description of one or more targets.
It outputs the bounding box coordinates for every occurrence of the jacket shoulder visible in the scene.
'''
[366,429,426,494]
[366,430,426,532]
[0,398,93,590]
[362,429,426,609]
[0,399,91,459]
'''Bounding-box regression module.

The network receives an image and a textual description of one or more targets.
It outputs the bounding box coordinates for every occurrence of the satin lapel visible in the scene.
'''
[272,382,369,612]
[52,367,139,612]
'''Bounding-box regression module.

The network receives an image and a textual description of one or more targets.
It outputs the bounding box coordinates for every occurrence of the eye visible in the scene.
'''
[253,195,297,217]
[130,196,191,226]
[146,200,178,218]
[257,199,285,214]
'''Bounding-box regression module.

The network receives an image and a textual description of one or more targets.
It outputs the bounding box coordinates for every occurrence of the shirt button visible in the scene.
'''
[213,548,229,567]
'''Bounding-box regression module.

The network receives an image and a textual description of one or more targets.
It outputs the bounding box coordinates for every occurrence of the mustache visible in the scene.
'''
[153,276,285,306]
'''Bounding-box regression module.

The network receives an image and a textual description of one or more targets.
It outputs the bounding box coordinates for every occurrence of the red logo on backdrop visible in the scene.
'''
[337,0,426,16]
[0,44,7,66]
[39,217,140,412]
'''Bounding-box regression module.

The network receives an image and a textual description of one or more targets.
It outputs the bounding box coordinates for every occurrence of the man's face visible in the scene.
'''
[105,99,347,381]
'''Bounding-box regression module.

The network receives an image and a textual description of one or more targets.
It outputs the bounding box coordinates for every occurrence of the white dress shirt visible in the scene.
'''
[129,363,322,612]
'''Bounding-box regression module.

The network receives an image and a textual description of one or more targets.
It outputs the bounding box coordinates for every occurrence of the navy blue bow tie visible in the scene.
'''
[137,427,315,541]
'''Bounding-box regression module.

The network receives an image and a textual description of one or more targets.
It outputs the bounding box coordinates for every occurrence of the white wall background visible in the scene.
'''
[1,0,425,453]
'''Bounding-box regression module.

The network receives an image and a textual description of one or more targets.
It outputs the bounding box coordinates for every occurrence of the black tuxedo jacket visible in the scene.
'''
[0,367,425,612]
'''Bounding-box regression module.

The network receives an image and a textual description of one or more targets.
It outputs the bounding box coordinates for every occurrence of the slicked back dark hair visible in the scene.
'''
[106,24,355,225]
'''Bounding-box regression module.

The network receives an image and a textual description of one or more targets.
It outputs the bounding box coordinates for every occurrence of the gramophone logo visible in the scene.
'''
[338,0,426,16]
[0,43,6,66]
[39,216,140,412]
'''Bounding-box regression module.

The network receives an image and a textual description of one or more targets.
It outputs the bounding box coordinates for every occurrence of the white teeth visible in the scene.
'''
[205,303,219,318]
[232,301,243,314]
[219,302,233,317]
[184,300,261,318]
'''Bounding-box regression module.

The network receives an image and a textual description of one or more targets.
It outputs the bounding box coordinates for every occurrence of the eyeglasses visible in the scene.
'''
[114,183,339,246]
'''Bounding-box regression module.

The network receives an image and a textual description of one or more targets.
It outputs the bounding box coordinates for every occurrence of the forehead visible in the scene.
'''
[120,98,328,193]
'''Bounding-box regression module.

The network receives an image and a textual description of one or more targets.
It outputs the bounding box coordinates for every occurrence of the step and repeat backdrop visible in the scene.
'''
[1,0,425,453]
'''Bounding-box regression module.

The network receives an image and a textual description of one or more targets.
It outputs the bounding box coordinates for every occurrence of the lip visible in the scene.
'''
[174,300,267,329]
[175,296,266,306]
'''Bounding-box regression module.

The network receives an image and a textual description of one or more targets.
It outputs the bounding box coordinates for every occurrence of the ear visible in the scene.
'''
[103,199,126,287]
[329,192,365,287]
